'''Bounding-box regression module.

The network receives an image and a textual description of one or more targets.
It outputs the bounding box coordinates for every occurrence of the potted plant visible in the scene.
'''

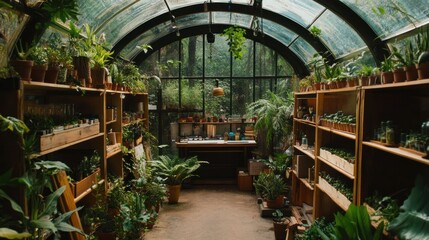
[91,43,113,88]
[272,209,287,240]
[254,172,287,208]
[118,192,151,239]
[107,178,127,217]
[392,41,419,81]
[28,45,48,82]
[380,55,395,84]
[151,155,208,204]
[10,41,34,81]
[69,22,95,87]
[358,64,375,86]
[44,45,61,84]
[416,27,429,80]
[221,26,247,60]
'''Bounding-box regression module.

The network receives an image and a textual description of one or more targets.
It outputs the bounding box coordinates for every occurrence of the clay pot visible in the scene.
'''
[167,184,181,204]
[266,195,284,209]
[45,65,60,83]
[313,82,321,90]
[10,60,33,81]
[31,64,48,82]
[393,68,406,82]
[404,65,418,81]
[360,76,370,86]
[91,67,107,88]
[416,62,429,80]
[273,220,287,240]
[347,77,357,87]
[95,231,116,240]
[73,56,92,87]
[382,71,394,84]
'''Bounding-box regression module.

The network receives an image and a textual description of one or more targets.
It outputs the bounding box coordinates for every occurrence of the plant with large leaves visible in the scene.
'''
[246,82,294,157]
[317,204,384,240]
[387,174,429,240]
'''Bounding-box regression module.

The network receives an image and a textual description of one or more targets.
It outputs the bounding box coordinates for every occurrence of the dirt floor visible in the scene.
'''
[145,185,274,240]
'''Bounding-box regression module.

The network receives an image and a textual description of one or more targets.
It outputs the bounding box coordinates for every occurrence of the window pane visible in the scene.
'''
[160,42,180,77]
[289,37,318,64]
[233,39,253,77]
[255,44,276,76]
[231,79,253,116]
[340,0,429,39]
[181,79,203,111]
[181,36,204,78]
[277,56,294,76]
[162,79,179,110]
[205,79,230,117]
[205,35,230,77]
[314,10,366,58]
[255,78,272,100]
[263,0,325,27]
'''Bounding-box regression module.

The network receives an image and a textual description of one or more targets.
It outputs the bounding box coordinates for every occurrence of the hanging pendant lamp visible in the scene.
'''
[213,79,224,96]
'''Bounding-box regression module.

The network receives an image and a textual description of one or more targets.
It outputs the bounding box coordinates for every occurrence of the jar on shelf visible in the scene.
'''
[301,134,308,150]
[379,121,386,143]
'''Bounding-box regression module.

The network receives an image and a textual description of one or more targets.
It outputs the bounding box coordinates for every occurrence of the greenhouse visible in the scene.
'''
[1,0,429,239]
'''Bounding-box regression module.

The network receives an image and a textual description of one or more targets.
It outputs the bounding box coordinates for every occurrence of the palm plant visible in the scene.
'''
[246,82,294,157]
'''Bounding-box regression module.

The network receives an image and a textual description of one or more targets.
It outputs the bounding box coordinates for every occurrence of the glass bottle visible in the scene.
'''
[379,121,386,143]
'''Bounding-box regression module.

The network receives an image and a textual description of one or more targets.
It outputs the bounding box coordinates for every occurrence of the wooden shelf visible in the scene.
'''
[362,79,429,90]
[122,118,146,127]
[294,145,315,159]
[318,125,356,140]
[363,141,429,166]
[317,183,351,211]
[30,133,104,159]
[317,86,359,94]
[300,177,314,191]
[74,179,104,203]
[178,121,255,125]
[294,118,316,127]
[106,145,122,159]
[106,119,117,125]
[294,91,317,96]
[318,156,355,179]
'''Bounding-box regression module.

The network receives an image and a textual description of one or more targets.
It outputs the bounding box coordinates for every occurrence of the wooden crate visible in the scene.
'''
[320,149,354,176]
[318,177,351,210]
[40,123,100,152]
[248,160,267,175]
[237,172,253,191]
[69,168,100,198]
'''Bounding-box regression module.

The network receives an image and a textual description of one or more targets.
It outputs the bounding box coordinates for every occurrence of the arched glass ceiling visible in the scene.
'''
[340,0,429,39]
[75,0,428,63]
[120,12,317,63]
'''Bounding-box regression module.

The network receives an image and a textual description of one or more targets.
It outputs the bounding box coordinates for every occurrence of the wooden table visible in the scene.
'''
[176,140,257,183]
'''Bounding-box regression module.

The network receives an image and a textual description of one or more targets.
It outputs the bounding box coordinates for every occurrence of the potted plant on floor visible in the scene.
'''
[254,172,287,209]
[151,155,208,204]
[272,209,287,240]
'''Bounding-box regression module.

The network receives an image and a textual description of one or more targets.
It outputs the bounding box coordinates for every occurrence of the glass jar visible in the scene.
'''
[379,121,386,143]
[301,134,308,150]
[385,121,395,145]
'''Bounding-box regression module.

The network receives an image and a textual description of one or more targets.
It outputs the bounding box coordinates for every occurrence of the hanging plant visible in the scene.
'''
[221,26,247,60]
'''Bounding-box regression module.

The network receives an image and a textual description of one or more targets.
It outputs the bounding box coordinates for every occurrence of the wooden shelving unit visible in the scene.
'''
[0,80,149,237]
[292,80,429,225]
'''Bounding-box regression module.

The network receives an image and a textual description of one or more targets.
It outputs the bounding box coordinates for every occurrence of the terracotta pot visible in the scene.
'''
[91,67,107,88]
[416,62,429,80]
[10,60,33,81]
[328,82,337,89]
[338,80,347,88]
[382,71,394,84]
[168,184,181,204]
[266,195,284,209]
[360,76,369,86]
[347,78,357,87]
[393,68,406,83]
[45,65,60,83]
[404,65,418,81]
[31,64,48,82]
[73,56,92,87]
[313,82,321,90]
[273,221,287,240]
[370,74,380,85]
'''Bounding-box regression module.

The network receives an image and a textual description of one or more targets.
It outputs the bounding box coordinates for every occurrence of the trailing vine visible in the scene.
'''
[221,26,247,60]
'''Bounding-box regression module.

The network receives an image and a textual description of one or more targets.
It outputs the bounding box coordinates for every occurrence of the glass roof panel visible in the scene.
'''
[314,10,366,58]
[263,0,325,27]
[289,37,318,64]
[76,0,137,31]
[340,0,429,39]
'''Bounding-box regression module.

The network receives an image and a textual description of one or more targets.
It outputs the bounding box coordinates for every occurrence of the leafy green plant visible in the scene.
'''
[320,146,355,163]
[358,64,376,77]
[365,192,400,222]
[320,171,353,201]
[28,45,48,65]
[0,66,19,79]
[379,55,396,72]
[387,174,429,239]
[118,192,152,239]
[309,26,322,38]
[151,155,208,185]
[107,178,127,210]
[296,217,334,240]
[254,172,287,200]
[0,114,29,142]
[221,26,247,60]
[392,40,418,67]
[272,209,285,222]
[41,0,79,23]
[320,111,356,125]
[246,89,294,157]
[76,150,100,180]
[257,153,291,176]
[318,204,384,240]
